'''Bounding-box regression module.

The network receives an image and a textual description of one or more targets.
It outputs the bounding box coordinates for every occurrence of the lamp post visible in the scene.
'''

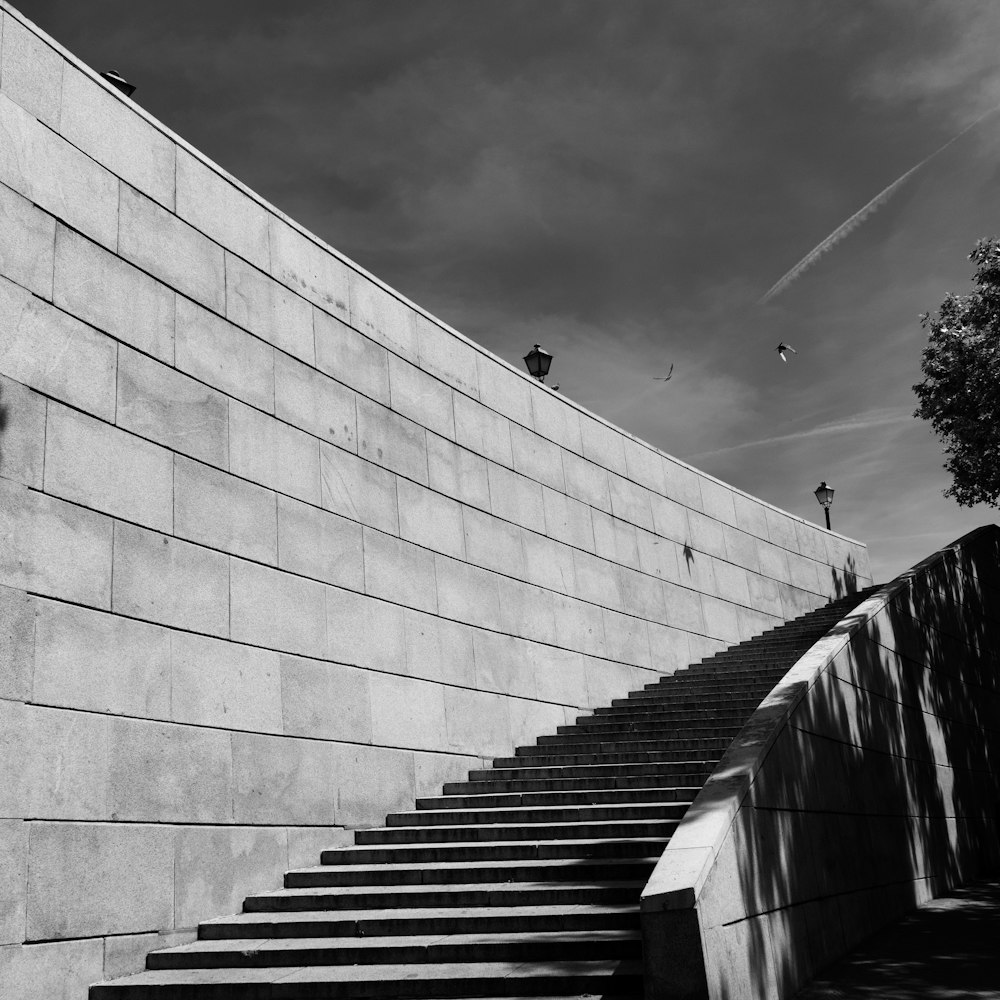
[814,481,834,530]
[523,344,553,383]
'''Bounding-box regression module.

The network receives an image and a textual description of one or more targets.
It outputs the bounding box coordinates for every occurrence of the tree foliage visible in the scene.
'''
[914,238,1000,507]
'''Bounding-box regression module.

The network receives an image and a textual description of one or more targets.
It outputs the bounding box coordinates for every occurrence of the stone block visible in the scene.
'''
[357,396,428,484]
[102,932,161,980]
[0,583,33,701]
[26,821,175,938]
[623,438,666,494]
[107,716,233,823]
[174,455,277,564]
[580,415,627,476]
[389,354,454,440]
[646,621,691,674]
[229,400,321,504]
[31,597,170,717]
[427,434,490,510]
[415,313,479,396]
[619,565,667,622]
[462,506,524,577]
[280,653,372,742]
[349,270,417,361]
[176,148,268,267]
[699,477,738,526]
[561,449,611,512]
[326,586,406,672]
[315,307,390,404]
[414,751,480,800]
[649,493,689,543]
[174,826,287,929]
[532,644,588,704]
[230,558,327,657]
[0,12,63,127]
[277,494,363,590]
[592,509,640,570]
[0,275,116,422]
[435,554,501,630]
[320,442,399,534]
[687,509,728,559]
[176,297,275,411]
[765,507,799,551]
[287,827,352,869]
[684,539,721,594]
[232,731,338,824]
[531,386,582,453]
[746,572,783,618]
[723,524,761,573]
[0,820,25,944]
[363,527,437,613]
[701,594,741,643]
[553,592,607,657]
[225,252,313,363]
[662,458,704,510]
[0,478,112,608]
[542,487,595,552]
[511,424,564,492]
[733,493,770,539]
[508,697,574,749]
[453,393,513,467]
[794,519,829,562]
[0,374,45,488]
[487,462,543,529]
[636,527,680,582]
[117,346,228,466]
[117,168,221,297]
[275,352,357,453]
[112,522,228,635]
[713,559,752,606]
[0,92,117,249]
[171,631,282,733]
[609,473,654,531]
[584,655,634,707]
[498,577,556,644]
[369,672,448,752]
[0,179,54,297]
[333,743,417,827]
[0,937,104,1000]
[663,580,706,633]
[786,552,821,593]
[54,225,174,362]
[603,608,652,668]
[396,479,465,559]
[476,354,532,428]
[62,65,175,208]
[473,629,538,699]
[44,402,173,531]
[521,530,576,594]
[757,539,791,584]
[572,549,623,611]
[269,215,349,320]
[403,609,476,687]
[445,686,510,756]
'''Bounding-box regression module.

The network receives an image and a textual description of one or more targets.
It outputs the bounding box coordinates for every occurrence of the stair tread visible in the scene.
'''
[253,880,645,899]
[295,857,658,875]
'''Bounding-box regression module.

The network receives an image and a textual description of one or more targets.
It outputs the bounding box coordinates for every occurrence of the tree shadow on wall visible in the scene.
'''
[828,553,862,600]
[721,529,1000,999]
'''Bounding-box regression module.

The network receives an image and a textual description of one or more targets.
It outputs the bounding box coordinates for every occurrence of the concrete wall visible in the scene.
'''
[0,4,870,995]
[641,525,1000,1000]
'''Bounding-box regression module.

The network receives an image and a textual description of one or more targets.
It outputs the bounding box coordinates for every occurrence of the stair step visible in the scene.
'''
[489,749,721,767]
[90,960,644,997]
[199,904,638,939]
[417,786,699,809]
[355,818,679,845]
[472,760,719,781]
[445,773,710,793]
[385,802,687,827]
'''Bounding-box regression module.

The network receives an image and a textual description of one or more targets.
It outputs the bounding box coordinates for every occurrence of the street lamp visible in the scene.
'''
[814,481,835,530]
[523,344,553,383]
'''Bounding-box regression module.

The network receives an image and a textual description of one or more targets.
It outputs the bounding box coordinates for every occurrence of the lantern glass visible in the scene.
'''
[814,482,835,507]
[523,344,553,381]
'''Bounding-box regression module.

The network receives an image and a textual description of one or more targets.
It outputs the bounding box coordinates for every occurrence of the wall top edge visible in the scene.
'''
[638,521,1000,913]
[0,0,866,548]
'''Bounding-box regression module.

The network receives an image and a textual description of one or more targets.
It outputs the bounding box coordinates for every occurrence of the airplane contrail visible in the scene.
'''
[758,103,1000,305]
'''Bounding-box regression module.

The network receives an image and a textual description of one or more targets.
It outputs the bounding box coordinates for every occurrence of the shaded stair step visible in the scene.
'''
[386,801,688,827]
[489,749,722,766]
[418,786,700,809]
[355,818,679,844]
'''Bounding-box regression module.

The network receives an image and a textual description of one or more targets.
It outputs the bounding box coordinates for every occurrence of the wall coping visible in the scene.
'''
[0,0,865,548]
[639,523,999,914]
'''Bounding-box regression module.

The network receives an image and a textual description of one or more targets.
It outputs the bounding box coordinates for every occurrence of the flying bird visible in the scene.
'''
[651,363,674,382]
[776,342,797,363]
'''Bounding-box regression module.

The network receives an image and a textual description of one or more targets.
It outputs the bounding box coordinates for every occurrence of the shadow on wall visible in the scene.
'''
[828,552,861,600]
[733,529,1000,1000]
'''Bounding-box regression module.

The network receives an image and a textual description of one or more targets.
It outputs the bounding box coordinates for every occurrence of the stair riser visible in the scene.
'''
[467,762,716,781]
[417,787,698,808]
[355,820,678,844]
[320,839,666,865]
[444,774,709,793]
[386,804,686,826]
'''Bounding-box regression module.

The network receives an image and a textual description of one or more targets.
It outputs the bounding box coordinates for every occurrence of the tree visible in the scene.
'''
[914,238,1000,507]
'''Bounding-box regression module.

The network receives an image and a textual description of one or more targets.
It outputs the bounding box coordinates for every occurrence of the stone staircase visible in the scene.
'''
[90,589,875,999]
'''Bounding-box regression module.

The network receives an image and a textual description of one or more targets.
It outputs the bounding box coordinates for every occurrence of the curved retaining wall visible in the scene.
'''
[0,4,870,995]
[641,525,1000,999]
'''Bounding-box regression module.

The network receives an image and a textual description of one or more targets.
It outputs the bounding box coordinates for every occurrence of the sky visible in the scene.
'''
[22,0,1000,583]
